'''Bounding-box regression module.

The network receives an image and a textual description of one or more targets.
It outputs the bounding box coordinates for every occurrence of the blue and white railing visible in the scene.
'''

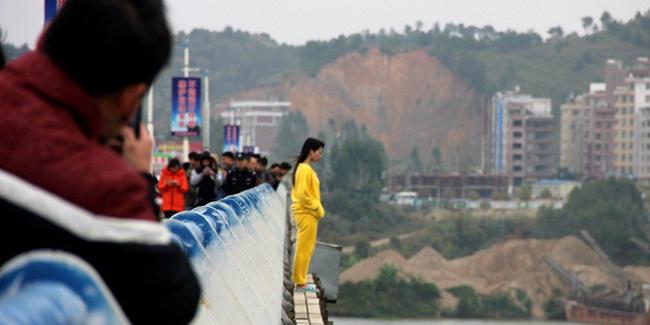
[0,182,290,324]
[167,183,289,325]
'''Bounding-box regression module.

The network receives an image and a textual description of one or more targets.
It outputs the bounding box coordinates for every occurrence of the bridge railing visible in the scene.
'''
[167,183,289,324]
[0,181,290,324]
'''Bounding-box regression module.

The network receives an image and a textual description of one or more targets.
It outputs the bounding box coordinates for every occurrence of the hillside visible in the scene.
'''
[4,10,650,165]
[230,48,483,160]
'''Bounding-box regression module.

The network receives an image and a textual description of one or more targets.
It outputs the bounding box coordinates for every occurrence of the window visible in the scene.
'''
[513,166,522,172]
[513,132,523,138]
[513,120,522,127]
[513,154,522,161]
[513,143,522,149]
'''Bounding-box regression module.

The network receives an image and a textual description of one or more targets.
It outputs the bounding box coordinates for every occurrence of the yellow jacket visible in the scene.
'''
[291,163,325,219]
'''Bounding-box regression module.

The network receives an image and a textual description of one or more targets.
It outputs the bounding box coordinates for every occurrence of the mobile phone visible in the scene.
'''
[131,104,143,138]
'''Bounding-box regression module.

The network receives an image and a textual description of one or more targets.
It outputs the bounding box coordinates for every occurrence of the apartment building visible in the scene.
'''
[560,84,615,178]
[489,89,555,186]
[220,101,290,156]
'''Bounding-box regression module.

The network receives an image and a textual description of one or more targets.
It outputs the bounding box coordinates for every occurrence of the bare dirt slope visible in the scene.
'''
[340,236,650,318]
[230,48,484,161]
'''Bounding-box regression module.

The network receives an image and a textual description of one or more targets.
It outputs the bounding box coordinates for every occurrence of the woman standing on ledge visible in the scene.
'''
[291,137,326,292]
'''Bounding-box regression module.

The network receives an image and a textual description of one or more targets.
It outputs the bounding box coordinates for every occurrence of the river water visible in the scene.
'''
[330,318,582,325]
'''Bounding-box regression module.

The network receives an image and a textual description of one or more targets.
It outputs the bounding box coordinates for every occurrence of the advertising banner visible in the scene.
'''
[222,125,240,153]
[171,77,202,137]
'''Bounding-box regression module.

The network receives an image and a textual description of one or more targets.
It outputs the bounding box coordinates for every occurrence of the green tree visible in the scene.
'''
[547,26,564,39]
[536,178,649,265]
[467,190,481,201]
[410,146,422,172]
[355,240,371,258]
[329,123,387,201]
[539,188,553,199]
[491,191,508,201]
[601,11,613,30]
[270,111,309,162]
[517,185,532,201]
[389,236,402,250]
[582,16,594,34]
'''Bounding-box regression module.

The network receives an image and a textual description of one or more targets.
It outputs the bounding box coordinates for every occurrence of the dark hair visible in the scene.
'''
[200,151,211,161]
[259,157,268,167]
[42,0,171,96]
[167,158,181,169]
[280,162,292,170]
[188,151,199,161]
[221,151,234,159]
[181,162,190,171]
[292,137,324,185]
[0,43,5,69]
[270,163,280,169]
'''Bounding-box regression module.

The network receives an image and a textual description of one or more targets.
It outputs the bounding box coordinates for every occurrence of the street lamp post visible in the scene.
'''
[181,37,201,161]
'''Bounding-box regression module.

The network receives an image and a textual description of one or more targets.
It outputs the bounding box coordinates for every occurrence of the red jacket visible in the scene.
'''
[0,51,156,221]
[157,167,188,212]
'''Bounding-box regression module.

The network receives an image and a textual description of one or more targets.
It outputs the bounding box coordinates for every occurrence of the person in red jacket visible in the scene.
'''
[0,0,200,323]
[158,158,189,219]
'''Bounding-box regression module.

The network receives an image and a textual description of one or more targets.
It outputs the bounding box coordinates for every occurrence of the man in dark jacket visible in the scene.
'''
[222,152,256,196]
[0,0,200,323]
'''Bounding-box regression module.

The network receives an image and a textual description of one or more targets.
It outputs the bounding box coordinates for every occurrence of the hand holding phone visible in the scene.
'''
[131,104,143,139]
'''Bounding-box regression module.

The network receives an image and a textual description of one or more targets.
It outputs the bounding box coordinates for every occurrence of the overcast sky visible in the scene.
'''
[1,0,649,47]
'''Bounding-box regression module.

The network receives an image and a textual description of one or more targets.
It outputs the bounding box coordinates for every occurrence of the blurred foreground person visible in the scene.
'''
[0,0,200,323]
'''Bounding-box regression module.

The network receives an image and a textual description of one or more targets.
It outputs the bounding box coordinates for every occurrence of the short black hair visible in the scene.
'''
[280,162,292,171]
[270,163,280,169]
[188,151,200,161]
[42,0,171,96]
[259,156,268,167]
[221,151,234,159]
[167,158,181,169]
[200,151,211,161]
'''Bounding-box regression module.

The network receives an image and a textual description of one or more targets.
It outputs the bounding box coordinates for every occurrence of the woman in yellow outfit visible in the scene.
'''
[291,137,325,292]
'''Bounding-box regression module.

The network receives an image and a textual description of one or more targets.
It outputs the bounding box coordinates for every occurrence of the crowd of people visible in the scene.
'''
[156,150,293,218]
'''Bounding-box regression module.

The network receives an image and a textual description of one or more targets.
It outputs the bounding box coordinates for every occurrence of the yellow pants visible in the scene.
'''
[292,213,318,285]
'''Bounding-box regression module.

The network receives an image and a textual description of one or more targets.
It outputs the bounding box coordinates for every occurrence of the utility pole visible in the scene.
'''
[181,37,201,161]
[202,70,210,151]
[146,85,154,172]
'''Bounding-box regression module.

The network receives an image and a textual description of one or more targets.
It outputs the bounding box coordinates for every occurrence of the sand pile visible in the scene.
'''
[340,249,407,283]
[340,235,648,318]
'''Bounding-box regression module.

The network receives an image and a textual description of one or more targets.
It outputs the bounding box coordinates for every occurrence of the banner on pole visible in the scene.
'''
[222,125,240,153]
[171,77,202,137]
[44,0,65,25]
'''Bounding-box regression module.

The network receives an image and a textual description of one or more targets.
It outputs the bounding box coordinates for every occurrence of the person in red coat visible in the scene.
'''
[157,158,189,219]
[0,0,200,323]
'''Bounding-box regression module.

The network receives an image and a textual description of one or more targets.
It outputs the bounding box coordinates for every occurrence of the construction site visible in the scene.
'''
[340,232,650,324]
